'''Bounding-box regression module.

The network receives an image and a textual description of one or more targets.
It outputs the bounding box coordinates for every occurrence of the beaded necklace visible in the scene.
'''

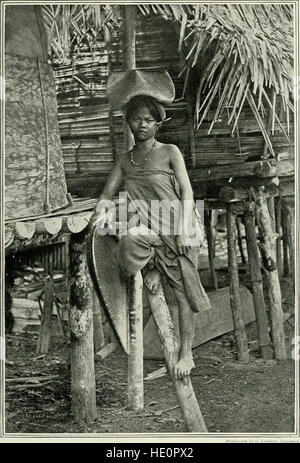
[130,140,156,166]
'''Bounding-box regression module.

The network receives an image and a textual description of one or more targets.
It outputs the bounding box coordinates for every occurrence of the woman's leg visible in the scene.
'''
[116,224,163,293]
[143,267,161,294]
[173,287,195,380]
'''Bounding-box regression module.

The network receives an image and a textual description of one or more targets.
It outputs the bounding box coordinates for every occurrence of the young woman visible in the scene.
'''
[91,95,210,380]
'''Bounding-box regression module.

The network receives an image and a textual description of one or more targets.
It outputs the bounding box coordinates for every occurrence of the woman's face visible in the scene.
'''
[127,105,158,142]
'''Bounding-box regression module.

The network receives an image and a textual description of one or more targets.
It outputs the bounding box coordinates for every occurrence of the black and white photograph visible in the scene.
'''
[0,1,299,441]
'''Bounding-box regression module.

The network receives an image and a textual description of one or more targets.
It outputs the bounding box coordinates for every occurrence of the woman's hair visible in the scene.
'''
[125,95,164,123]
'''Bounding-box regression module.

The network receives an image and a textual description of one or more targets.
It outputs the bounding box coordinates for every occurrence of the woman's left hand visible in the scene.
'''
[90,210,107,229]
[176,233,191,255]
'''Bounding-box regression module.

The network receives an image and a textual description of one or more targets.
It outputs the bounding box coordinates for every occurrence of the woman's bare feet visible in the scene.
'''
[144,268,161,294]
[174,352,195,380]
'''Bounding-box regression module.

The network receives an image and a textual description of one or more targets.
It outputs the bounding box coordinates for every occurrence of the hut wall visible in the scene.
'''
[5,5,68,220]
[54,54,115,197]
[53,12,294,198]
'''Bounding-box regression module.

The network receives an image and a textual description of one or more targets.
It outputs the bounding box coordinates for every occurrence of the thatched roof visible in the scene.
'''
[144,4,293,150]
[42,4,294,154]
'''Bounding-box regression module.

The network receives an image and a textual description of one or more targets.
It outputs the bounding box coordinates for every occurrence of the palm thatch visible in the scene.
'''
[42,4,294,154]
[139,4,294,155]
[42,4,121,61]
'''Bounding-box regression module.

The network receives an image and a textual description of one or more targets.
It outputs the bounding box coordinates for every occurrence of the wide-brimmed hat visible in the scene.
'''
[106,69,175,120]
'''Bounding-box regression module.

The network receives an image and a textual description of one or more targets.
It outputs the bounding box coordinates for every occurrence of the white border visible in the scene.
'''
[0,0,299,443]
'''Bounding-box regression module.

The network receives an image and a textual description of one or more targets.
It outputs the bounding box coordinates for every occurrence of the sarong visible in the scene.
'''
[116,169,211,313]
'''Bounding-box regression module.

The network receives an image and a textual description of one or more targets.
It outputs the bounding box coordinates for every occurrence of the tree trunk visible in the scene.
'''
[244,204,273,359]
[256,188,287,360]
[146,285,207,432]
[69,231,97,423]
[226,205,249,362]
[127,272,144,411]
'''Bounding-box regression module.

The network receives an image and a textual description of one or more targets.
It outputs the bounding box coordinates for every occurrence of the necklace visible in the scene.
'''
[130,140,156,166]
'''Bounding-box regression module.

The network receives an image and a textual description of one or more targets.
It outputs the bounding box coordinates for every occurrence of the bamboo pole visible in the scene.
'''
[244,204,273,359]
[204,210,218,290]
[256,188,287,360]
[69,231,97,422]
[146,285,207,432]
[127,272,144,411]
[226,204,249,362]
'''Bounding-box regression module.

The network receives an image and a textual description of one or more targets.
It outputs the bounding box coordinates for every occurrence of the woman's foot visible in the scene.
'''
[144,268,161,294]
[174,352,195,380]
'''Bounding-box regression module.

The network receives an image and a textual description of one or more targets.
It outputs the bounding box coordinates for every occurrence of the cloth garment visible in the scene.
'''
[114,168,211,313]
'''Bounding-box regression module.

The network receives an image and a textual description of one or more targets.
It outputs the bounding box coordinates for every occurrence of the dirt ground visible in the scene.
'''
[5,278,295,435]
[5,230,296,435]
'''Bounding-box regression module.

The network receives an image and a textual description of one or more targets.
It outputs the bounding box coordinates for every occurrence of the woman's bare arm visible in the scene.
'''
[169,145,194,253]
[91,155,124,225]
[98,155,124,203]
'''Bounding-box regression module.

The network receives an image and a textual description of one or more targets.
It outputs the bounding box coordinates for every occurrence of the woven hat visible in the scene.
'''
[106,69,175,120]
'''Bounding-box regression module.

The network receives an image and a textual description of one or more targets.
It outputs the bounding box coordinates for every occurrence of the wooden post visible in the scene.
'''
[122,5,136,69]
[281,203,290,276]
[127,272,144,410]
[186,88,196,167]
[244,203,273,359]
[146,285,207,432]
[274,196,282,276]
[36,275,54,354]
[236,216,247,265]
[256,188,287,359]
[54,297,68,341]
[69,231,97,422]
[121,4,144,411]
[226,204,249,362]
[282,198,295,291]
[267,197,276,232]
[204,210,218,290]
[107,54,118,162]
[122,5,136,151]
